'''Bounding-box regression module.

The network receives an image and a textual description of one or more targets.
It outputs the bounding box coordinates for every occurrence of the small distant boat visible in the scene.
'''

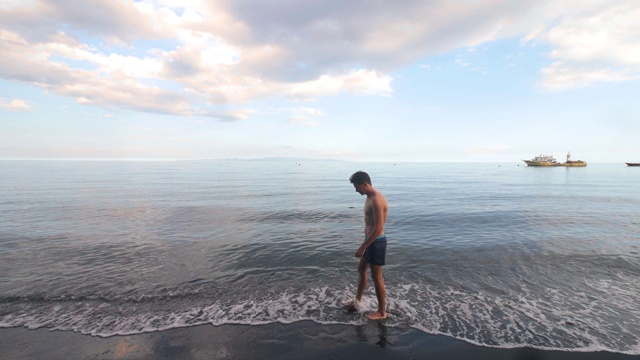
[626,163,640,167]
[523,152,587,167]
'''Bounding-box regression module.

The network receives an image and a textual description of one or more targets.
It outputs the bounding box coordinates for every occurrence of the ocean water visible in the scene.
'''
[0,160,639,354]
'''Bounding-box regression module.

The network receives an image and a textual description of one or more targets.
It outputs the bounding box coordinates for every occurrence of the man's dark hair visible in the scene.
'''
[349,171,371,185]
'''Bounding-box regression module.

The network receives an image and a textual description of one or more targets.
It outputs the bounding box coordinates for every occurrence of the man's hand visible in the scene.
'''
[355,244,366,258]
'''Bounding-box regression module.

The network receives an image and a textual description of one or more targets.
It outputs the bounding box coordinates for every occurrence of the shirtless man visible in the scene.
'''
[344,171,389,320]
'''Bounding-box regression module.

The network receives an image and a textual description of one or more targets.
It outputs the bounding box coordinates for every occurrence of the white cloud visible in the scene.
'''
[532,1,640,89]
[0,0,35,11]
[0,98,31,111]
[287,69,392,100]
[0,0,638,116]
[285,107,325,127]
[540,62,638,90]
[220,0,537,81]
[300,107,325,117]
[0,29,192,115]
[0,1,168,44]
[287,116,319,127]
[454,58,471,68]
[206,108,255,122]
[159,29,241,81]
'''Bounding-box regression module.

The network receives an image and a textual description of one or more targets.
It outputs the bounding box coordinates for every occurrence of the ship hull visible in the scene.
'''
[523,160,559,166]
[626,163,640,167]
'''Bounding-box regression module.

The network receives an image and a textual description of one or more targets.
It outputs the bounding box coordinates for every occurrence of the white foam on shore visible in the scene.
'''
[1,283,638,355]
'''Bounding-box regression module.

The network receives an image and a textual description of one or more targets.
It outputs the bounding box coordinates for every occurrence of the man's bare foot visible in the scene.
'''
[341,299,362,310]
[366,311,387,320]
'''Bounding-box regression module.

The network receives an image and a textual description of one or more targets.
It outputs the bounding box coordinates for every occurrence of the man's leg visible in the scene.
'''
[343,257,369,309]
[355,257,369,302]
[366,264,387,320]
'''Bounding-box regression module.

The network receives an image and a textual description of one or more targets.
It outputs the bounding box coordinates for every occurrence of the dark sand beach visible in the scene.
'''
[1,321,637,360]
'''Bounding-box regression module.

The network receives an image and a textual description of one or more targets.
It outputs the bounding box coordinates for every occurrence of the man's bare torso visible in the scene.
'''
[364,191,388,235]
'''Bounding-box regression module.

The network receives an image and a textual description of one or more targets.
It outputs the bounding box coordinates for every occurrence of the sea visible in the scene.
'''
[0,160,638,355]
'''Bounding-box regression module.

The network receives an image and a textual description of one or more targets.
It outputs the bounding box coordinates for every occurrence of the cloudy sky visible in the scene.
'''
[1,0,638,162]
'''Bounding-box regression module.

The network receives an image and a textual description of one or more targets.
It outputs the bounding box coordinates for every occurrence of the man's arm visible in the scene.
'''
[355,196,385,257]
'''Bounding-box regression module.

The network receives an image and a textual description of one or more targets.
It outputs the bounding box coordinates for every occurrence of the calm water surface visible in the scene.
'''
[0,160,638,354]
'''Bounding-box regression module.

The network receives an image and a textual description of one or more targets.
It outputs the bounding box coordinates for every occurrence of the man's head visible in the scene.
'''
[349,171,371,186]
[350,171,371,195]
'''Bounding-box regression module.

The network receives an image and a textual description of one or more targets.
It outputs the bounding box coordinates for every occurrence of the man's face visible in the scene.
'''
[353,182,366,195]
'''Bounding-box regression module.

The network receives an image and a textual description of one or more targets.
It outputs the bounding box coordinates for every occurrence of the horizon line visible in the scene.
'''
[0,157,632,164]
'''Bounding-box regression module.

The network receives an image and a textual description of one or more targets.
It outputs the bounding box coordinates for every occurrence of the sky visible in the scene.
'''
[1,0,639,162]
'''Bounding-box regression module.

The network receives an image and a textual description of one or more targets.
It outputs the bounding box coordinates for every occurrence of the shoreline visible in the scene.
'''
[1,321,637,360]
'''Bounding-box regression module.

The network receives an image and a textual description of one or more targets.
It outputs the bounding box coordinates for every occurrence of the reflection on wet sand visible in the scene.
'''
[2,322,638,360]
[355,321,390,349]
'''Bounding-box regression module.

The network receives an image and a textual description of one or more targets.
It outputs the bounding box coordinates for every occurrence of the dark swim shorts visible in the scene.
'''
[364,235,387,266]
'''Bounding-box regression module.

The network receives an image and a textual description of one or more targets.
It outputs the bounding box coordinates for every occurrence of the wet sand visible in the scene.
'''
[0,321,637,360]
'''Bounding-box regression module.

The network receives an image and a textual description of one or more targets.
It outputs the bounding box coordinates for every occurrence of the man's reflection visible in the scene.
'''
[354,321,390,348]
